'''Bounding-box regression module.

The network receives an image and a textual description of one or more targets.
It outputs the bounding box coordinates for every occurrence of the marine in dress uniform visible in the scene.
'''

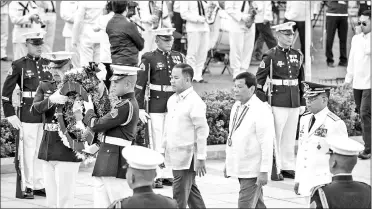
[310,136,371,208]
[256,22,306,180]
[82,65,140,208]
[33,1,56,54]
[60,1,80,68]
[294,82,349,201]
[135,28,185,188]
[2,31,51,199]
[108,145,178,209]
[1,1,10,61]
[31,52,82,208]
[8,1,43,60]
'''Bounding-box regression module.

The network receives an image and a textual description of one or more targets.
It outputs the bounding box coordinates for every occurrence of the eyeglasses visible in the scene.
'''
[305,95,321,103]
[279,31,295,37]
[358,21,368,26]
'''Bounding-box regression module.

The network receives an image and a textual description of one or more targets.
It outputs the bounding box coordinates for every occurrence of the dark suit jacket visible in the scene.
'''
[310,175,371,208]
[108,186,178,208]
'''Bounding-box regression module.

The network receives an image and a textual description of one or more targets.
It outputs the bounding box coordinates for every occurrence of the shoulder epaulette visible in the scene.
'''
[115,99,129,108]
[302,111,311,116]
[327,112,340,121]
[12,57,26,65]
[310,184,326,197]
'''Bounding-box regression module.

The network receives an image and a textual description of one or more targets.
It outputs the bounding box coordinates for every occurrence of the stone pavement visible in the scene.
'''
[1,156,370,208]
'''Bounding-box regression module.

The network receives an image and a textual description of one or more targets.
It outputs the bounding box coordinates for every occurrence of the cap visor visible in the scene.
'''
[110,75,125,81]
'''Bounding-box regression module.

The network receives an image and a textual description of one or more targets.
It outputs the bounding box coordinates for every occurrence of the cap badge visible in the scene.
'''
[303,83,310,93]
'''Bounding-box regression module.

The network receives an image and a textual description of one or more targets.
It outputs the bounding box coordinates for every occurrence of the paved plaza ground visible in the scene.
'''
[1,152,370,208]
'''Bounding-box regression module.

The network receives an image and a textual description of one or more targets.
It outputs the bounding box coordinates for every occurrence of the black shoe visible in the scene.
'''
[338,62,347,67]
[153,179,163,188]
[198,79,208,83]
[358,151,371,160]
[271,173,284,181]
[33,189,46,197]
[192,79,197,83]
[162,178,173,186]
[281,170,296,179]
[23,188,34,199]
[327,62,336,68]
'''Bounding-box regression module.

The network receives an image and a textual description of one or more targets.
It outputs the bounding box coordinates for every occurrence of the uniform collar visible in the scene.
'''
[362,32,370,39]
[277,45,291,52]
[118,92,135,100]
[133,186,153,195]
[26,54,41,61]
[332,174,353,181]
[156,48,171,56]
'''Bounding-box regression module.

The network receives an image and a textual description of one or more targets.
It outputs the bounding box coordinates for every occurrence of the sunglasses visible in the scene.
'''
[279,31,295,37]
[358,21,368,26]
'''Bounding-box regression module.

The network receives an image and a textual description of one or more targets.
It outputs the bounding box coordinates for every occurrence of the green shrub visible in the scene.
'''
[328,87,362,136]
[1,88,363,157]
[1,119,16,158]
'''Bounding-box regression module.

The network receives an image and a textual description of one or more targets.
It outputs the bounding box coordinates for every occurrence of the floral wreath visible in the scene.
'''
[55,62,111,163]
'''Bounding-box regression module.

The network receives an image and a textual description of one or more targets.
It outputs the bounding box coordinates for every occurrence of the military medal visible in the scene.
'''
[317,143,321,150]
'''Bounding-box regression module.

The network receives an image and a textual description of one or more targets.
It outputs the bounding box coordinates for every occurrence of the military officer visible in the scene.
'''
[294,81,349,203]
[135,27,185,188]
[31,52,82,208]
[34,1,57,54]
[310,136,371,208]
[8,1,43,60]
[256,21,306,180]
[83,64,140,208]
[108,145,179,208]
[2,31,52,199]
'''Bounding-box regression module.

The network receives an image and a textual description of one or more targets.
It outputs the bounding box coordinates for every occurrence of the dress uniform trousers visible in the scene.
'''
[1,7,9,59]
[22,122,44,190]
[272,106,300,170]
[229,24,255,78]
[186,31,209,82]
[40,12,57,53]
[93,176,131,208]
[42,161,80,208]
[79,41,100,67]
[149,113,173,179]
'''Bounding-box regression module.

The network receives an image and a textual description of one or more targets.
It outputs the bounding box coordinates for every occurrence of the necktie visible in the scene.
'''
[308,115,316,132]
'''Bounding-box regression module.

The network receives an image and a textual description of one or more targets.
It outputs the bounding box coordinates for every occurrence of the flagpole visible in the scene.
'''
[305,1,312,81]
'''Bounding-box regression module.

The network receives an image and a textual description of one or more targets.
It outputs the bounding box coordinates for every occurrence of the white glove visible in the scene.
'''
[299,106,306,115]
[7,115,22,130]
[83,142,100,155]
[96,63,107,81]
[139,109,150,124]
[83,95,94,113]
[49,90,68,104]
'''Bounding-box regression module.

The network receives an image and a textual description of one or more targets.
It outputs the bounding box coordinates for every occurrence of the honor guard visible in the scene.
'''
[2,31,52,199]
[135,27,185,188]
[82,65,140,208]
[31,52,82,208]
[108,146,178,208]
[310,137,371,208]
[294,82,349,201]
[256,21,306,180]
[8,1,43,60]
[33,1,57,54]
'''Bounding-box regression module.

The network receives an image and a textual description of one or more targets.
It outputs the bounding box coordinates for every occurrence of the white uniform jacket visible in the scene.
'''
[225,1,254,32]
[180,1,210,32]
[60,1,78,38]
[137,1,171,31]
[225,95,274,178]
[163,87,209,170]
[295,107,348,196]
[9,1,41,43]
[252,1,273,23]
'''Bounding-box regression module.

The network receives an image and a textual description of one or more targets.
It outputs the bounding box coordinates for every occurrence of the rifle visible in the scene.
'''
[268,60,282,181]
[15,68,25,198]
[144,63,154,150]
